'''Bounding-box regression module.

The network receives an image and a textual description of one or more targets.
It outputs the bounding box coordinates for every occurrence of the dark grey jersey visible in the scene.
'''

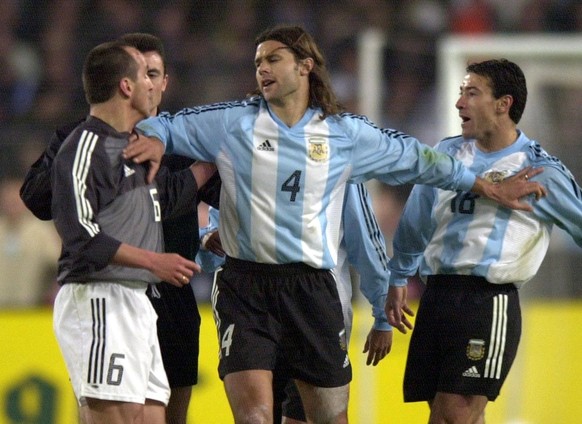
[51,116,196,285]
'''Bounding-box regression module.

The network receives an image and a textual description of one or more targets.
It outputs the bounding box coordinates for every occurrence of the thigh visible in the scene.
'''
[223,370,273,423]
[430,392,488,424]
[295,380,348,424]
[166,386,192,424]
[212,268,278,379]
[84,398,143,424]
[83,398,166,424]
[280,271,352,388]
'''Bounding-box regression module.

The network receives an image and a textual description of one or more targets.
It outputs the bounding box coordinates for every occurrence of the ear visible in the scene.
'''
[161,74,168,93]
[496,95,513,114]
[299,57,314,76]
[119,77,132,98]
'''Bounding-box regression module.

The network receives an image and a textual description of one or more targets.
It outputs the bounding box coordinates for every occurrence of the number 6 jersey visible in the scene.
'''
[52,116,197,285]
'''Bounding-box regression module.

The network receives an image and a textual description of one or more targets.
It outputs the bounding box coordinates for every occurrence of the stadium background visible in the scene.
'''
[1,1,581,422]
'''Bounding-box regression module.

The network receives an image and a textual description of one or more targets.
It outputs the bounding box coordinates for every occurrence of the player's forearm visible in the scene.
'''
[112,243,157,271]
[471,176,493,199]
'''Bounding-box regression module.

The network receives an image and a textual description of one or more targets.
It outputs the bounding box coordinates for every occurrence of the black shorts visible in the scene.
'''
[281,380,306,421]
[148,282,201,388]
[404,275,521,402]
[272,361,306,422]
[212,257,351,388]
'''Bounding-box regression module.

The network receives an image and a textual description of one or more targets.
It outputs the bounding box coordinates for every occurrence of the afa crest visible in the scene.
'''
[308,137,329,162]
[482,170,509,183]
[466,339,486,361]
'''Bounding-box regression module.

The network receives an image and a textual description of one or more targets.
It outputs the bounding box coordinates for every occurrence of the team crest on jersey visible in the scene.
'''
[308,137,329,162]
[482,170,509,183]
[466,339,486,360]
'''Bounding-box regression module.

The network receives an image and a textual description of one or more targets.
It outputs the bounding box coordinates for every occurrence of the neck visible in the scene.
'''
[90,101,143,133]
[268,86,310,127]
[476,126,519,153]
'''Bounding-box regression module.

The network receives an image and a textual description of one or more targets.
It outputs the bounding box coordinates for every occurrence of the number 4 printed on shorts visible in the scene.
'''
[221,324,234,357]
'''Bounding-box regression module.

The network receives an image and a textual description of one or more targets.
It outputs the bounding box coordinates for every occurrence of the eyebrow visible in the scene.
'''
[254,46,292,66]
[459,85,479,92]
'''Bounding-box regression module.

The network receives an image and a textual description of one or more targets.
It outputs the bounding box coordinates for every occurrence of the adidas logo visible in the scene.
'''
[124,164,136,177]
[150,285,161,299]
[343,354,350,368]
[257,140,274,151]
[462,366,480,378]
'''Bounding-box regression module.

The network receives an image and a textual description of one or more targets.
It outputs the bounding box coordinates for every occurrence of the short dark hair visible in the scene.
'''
[82,40,138,104]
[119,32,166,74]
[254,24,343,117]
[466,59,527,124]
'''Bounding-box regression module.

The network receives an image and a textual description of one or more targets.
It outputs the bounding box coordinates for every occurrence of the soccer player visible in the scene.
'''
[50,40,212,424]
[21,33,219,424]
[124,26,544,423]
[386,58,582,423]
[198,183,393,422]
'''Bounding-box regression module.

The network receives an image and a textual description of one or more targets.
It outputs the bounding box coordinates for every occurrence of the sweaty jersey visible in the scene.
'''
[389,131,582,288]
[138,97,475,269]
[52,116,197,285]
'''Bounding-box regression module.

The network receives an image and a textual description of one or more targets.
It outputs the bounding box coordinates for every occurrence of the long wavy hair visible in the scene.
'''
[253,25,343,118]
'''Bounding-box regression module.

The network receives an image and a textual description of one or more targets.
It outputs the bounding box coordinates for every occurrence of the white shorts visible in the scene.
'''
[53,282,170,406]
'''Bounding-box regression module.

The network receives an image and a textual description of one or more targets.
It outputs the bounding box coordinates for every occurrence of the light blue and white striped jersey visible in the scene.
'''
[138,97,475,269]
[388,131,582,288]
[196,182,391,341]
[336,183,391,338]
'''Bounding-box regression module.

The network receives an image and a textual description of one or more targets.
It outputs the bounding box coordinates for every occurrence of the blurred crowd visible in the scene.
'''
[1,0,581,308]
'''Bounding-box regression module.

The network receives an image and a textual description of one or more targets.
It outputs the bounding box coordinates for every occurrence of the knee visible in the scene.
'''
[307,409,348,424]
[235,405,271,424]
[304,385,349,424]
[429,394,487,424]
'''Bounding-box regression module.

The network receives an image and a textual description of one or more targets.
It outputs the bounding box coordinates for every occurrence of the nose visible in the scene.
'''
[455,96,464,110]
[256,60,269,75]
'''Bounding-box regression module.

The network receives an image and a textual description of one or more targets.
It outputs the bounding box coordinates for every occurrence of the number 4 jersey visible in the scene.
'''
[137,97,477,269]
